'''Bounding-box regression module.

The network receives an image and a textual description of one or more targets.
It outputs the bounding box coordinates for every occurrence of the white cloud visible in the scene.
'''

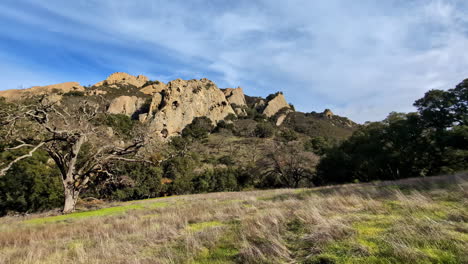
[1,0,468,122]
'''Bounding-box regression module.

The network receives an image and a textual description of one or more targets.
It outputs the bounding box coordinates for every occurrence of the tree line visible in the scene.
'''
[315,79,467,184]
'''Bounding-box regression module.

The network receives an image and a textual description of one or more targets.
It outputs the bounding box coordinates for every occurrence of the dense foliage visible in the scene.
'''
[316,80,468,184]
[0,151,62,215]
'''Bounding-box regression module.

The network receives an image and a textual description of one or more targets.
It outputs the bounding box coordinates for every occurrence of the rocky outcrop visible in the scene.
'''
[140,81,167,95]
[262,92,290,117]
[107,96,146,116]
[276,112,292,126]
[323,109,334,119]
[223,87,246,106]
[94,72,149,88]
[146,78,235,138]
[0,82,84,101]
[223,87,247,116]
[148,93,163,115]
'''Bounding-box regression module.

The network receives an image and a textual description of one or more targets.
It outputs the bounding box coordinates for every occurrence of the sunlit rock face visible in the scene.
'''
[146,78,235,138]
[262,92,290,117]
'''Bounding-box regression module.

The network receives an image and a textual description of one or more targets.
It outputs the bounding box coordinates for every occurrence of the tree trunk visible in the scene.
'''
[63,184,80,214]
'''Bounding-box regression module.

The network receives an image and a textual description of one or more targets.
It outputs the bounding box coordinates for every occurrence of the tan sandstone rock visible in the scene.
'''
[148,93,163,115]
[107,96,146,116]
[140,82,167,95]
[147,78,235,138]
[262,92,291,117]
[276,113,289,126]
[94,72,149,88]
[223,87,247,106]
[323,109,334,119]
[0,82,84,101]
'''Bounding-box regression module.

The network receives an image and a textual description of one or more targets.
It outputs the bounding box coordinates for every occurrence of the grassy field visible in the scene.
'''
[0,173,467,264]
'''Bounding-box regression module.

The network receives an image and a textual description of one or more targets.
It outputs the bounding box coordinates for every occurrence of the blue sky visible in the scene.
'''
[1,0,468,122]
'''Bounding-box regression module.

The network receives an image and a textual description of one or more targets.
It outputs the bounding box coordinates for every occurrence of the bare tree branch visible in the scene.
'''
[0,142,45,177]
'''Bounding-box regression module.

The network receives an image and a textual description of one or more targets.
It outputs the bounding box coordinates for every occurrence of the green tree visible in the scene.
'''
[317,78,468,185]
[0,151,62,216]
[182,117,214,140]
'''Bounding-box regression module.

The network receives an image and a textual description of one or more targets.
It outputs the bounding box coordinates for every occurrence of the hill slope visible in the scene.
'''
[1,173,466,263]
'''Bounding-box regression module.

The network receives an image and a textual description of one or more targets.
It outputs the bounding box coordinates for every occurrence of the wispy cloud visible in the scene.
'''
[1,0,468,122]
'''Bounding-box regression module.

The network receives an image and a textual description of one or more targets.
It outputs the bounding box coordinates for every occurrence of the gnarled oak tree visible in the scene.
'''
[0,96,151,213]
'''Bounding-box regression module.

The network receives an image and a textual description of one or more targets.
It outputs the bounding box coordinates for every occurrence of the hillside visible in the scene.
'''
[0,173,466,264]
[0,73,360,215]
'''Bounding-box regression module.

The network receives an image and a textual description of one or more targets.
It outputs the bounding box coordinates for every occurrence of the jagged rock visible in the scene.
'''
[140,82,167,95]
[148,93,163,115]
[223,87,247,106]
[323,109,334,119]
[224,87,247,117]
[107,96,145,116]
[147,78,235,138]
[262,92,291,117]
[276,113,288,126]
[235,107,247,116]
[0,82,84,101]
[94,72,149,88]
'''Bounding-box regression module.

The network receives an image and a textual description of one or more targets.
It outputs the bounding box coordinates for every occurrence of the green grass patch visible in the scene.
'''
[192,246,238,264]
[188,221,225,232]
[419,248,458,264]
[24,202,168,224]
[192,222,240,264]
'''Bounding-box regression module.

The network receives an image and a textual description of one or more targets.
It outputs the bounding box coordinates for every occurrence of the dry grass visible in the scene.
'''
[0,173,467,264]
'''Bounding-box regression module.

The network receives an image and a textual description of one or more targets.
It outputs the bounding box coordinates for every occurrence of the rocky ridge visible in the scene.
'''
[94,72,149,88]
[0,82,84,101]
[0,72,355,139]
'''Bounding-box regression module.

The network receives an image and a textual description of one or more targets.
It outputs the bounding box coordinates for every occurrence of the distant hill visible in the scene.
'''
[0,72,358,141]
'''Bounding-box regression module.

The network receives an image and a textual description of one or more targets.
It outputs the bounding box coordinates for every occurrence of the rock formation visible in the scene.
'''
[275,114,287,126]
[0,82,84,101]
[0,72,318,139]
[94,72,149,88]
[223,87,247,116]
[146,78,235,138]
[262,92,290,117]
[107,96,146,116]
[223,87,247,106]
[140,81,167,95]
[323,109,334,119]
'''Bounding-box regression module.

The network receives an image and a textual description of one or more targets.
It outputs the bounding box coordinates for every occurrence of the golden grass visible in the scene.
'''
[0,173,467,264]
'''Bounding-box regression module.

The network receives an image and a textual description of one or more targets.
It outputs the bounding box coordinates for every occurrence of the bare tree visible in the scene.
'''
[257,140,319,188]
[0,96,151,213]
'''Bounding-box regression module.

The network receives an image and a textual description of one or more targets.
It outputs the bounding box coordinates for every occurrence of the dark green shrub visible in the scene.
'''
[192,167,247,193]
[63,91,85,97]
[98,114,136,139]
[255,122,275,138]
[0,151,62,216]
[87,162,163,201]
[214,120,234,132]
[218,155,235,166]
[225,113,237,121]
[279,129,298,142]
[182,117,214,140]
